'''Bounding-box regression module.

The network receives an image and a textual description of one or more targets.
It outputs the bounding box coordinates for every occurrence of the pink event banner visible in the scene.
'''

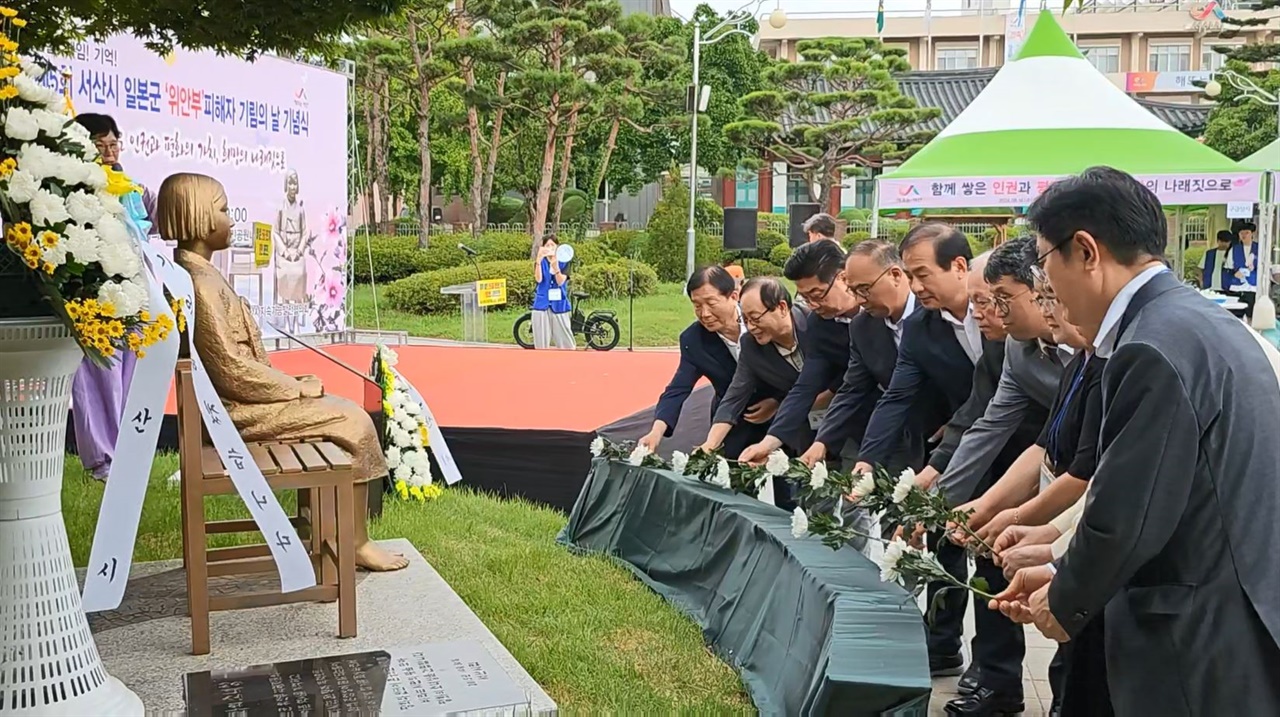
[44,37,349,338]
[878,173,1262,209]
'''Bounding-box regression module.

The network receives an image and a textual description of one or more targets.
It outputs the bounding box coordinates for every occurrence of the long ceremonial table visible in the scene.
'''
[557,460,932,716]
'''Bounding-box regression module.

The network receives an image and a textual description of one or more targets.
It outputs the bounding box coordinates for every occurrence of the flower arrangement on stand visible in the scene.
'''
[0,14,175,360]
[589,435,993,618]
[374,345,443,503]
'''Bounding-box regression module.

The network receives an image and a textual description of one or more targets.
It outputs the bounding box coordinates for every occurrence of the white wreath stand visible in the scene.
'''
[0,318,143,715]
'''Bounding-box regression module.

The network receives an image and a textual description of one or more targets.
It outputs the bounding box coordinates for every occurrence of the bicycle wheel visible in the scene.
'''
[584,315,621,351]
[513,313,535,349]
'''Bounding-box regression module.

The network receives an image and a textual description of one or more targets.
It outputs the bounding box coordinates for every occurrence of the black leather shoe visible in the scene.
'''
[929,652,965,677]
[956,666,981,695]
[943,687,1025,716]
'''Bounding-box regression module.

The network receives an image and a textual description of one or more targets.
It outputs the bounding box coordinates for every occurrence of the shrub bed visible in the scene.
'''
[384,260,534,314]
[574,260,659,300]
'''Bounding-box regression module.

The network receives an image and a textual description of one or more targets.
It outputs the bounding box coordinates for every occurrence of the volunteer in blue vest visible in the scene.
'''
[1199,230,1233,292]
[532,235,576,349]
[1226,221,1259,315]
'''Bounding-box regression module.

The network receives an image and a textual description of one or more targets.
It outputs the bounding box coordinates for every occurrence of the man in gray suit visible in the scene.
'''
[992,167,1280,716]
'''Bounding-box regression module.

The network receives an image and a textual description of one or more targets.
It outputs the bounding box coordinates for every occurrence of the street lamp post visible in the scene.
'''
[1204,70,1278,313]
[685,0,787,279]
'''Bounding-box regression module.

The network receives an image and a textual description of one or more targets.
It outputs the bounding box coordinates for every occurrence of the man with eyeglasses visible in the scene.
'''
[736,241,858,465]
[921,236,1070,717]
[990,167,1280,717]
[701,279,820,510]
[797,240,948,475]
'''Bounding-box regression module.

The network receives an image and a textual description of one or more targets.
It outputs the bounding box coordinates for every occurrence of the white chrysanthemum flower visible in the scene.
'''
[98,239,142,279]
[381,345,400,366]
[29,188,70,227]
[14,73,61,107]
[42,244,68,267]
[95,191,124,217]
[393,464,413,483]
[765,449,790,476]
[627,443,651,467]
[390,426,412,448]
[851,472,876,500]
[17,143,60,181]
[879,538,908,583]
[397,414,417,433]
[96,279,148,318]
[63,117,91,142]
[404,450,430,473]
[384,449,402,469]
[6,168,41,204]
[19,57,43,79]
[891,470,915,505]
[670,451,689,475]
[712,458,732,489]
[409,431,424,449]
[96,214,130,247]
[896,467,917,487]
[61,224,102,263]
[589,436,605,457]
[4,107,40,141]
[79,160,107,189]
[32,108,66,138]
[791,507,809,538]
[65,190,104,225]
[403,399,422,416]
[809,461,828,490]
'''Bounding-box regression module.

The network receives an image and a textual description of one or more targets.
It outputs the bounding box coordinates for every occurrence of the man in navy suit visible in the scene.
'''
[639,266,772,458]
[737,240,859,464]
[799,239,949,473]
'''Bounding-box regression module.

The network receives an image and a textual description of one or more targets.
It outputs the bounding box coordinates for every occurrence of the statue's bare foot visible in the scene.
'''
[354,541,410,572]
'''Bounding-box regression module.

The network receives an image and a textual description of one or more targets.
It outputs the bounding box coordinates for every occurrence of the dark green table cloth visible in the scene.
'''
[557,460,932,716]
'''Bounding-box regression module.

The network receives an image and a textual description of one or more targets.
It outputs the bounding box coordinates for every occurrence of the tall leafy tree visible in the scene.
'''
[724,38,939,206]
[505,0,622,252]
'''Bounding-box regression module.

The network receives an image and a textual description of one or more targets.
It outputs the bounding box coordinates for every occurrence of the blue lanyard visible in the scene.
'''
[1046,356,1089,467]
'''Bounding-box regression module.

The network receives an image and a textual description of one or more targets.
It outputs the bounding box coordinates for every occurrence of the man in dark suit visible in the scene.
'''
[701,277,814,462]
[995,167,1280,716]
[639,266,771,458]
[737,241,859,464]
[850,224,987,681]
[799,239,947,474]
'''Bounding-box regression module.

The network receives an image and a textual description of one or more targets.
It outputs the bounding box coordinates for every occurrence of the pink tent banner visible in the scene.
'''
[879,172,1262,209]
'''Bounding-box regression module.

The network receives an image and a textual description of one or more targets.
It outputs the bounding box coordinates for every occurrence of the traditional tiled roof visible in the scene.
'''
[895,67,1210,135]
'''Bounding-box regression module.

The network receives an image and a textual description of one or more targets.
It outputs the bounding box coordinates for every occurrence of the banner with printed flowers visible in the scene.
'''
[372,345,443,503]
[0,10,178,363]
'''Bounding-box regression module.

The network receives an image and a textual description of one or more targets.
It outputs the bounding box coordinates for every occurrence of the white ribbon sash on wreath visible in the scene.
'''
[82,242,314,611]
[391,367,463,486]
[81,247,181,612]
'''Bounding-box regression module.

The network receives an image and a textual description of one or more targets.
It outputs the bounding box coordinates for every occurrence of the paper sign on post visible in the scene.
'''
[253,222,273,268]
[1228,201,1255,219]
[476,278,507,307]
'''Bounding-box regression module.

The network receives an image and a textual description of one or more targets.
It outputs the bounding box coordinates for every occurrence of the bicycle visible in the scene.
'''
[513,290,621,351]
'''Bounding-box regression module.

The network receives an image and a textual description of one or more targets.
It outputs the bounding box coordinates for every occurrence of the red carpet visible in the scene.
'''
[164,344,686,431]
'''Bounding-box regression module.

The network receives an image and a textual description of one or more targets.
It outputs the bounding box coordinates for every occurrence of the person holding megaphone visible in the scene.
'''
[532,234,576,350]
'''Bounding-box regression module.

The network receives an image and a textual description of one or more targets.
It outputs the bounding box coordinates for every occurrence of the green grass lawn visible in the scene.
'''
[351,282,698,348]
[63,455,751,714]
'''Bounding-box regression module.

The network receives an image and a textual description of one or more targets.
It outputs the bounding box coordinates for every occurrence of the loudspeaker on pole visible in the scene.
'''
[723,207,759,250]
[788,203,821,247]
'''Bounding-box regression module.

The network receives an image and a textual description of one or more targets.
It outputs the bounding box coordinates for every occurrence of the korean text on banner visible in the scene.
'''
[476,279,508,308]
[82,247,181,612]
[879,173,1262,209]
[142,244,316,592]
[49,36,349,340]
[392,368,463,486]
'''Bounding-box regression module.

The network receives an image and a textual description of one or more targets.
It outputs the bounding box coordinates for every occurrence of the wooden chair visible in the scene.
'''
[175,359,357,656]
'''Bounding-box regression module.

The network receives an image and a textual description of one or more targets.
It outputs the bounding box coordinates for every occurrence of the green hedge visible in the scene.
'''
[564,239,615,268]
[385,260,534,314]
[575,260,659,300]
[1183,245,1207,284]
[841,230,872,249]
[599,229,649,258]
[769,242,793,267]
[353,232,541,284]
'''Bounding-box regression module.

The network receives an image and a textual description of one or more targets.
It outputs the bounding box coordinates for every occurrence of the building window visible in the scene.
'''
[1202,44,1238,71]
[1148,43,1192,72]
[936,47,979,71]
[1082,45,1121,74]
[786,172,812,207]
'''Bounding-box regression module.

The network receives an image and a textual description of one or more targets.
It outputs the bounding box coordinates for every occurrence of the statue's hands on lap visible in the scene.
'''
[299,375,324,398]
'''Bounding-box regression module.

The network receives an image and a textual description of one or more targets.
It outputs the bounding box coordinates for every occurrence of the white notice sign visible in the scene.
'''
[1228,201,1255,219]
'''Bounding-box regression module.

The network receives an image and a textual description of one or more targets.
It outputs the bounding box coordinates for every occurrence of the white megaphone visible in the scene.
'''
[555,244,575,264]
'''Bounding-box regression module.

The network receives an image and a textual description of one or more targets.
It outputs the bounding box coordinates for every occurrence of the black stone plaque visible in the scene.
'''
[185,642,531,716]
[184,650,391,716]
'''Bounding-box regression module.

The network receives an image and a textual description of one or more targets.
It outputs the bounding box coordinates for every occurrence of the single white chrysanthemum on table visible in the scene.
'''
[589,436,605,457]
[851,472,876,500]
[670,451,689,475]
[879,537,908,582]
[891,469,915,504]
[765,449,790,476]
[808,461,828,489]
[627,443,652,466]
[711,457,732,489]
[791,507,809,538]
